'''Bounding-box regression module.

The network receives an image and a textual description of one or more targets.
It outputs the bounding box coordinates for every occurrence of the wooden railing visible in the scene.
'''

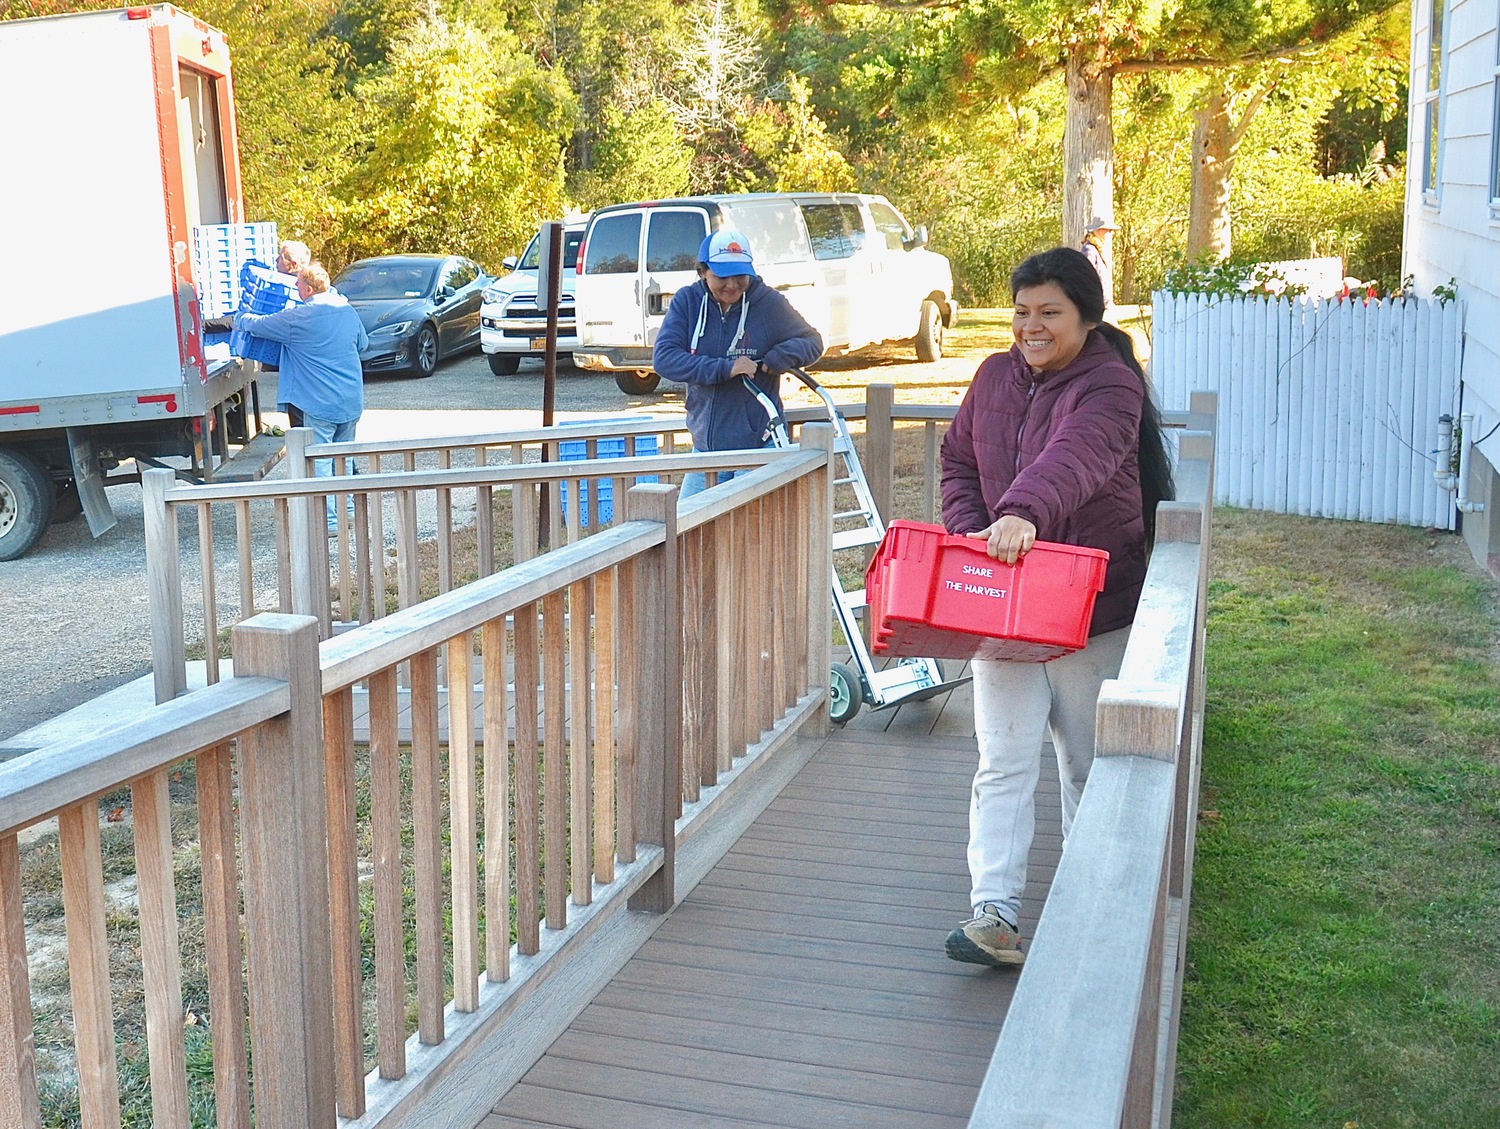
[143,433,805,696]
[967,391,1217,1129]
[1,447,833,1128]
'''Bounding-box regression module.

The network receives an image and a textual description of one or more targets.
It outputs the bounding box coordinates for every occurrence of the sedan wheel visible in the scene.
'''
[413,325,439,377]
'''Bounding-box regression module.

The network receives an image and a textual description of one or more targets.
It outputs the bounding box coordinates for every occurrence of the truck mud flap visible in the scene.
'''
[67,427,117,538]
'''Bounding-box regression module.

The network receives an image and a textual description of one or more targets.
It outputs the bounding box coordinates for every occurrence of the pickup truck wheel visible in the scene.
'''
[915,298,943,362]
[615,370,661,395]
[488,353,521,376]
[413,325,439,377]
[0,449,56,561]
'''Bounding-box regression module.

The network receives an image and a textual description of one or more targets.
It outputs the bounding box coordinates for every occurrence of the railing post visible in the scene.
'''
[231,612,335,1129]
[625,483,681,913]
[799,424,835,730]
[866,382,895,524]
[0,834,39,1129]
[142,467,186,704]
[284,428,331,634]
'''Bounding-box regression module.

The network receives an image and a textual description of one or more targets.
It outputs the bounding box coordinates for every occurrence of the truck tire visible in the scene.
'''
[615,370,661,395]
[488,353,522,376]
[0,448,56,561]
[915,298,943,362]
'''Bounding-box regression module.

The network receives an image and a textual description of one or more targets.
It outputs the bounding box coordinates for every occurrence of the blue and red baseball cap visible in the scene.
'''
[698,229,756,277]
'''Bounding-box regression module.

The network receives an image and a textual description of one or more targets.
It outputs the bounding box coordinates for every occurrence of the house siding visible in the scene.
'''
[1404,0,1500,566]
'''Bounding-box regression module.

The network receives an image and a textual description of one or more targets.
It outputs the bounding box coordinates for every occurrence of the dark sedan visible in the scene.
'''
[334,254,492,377]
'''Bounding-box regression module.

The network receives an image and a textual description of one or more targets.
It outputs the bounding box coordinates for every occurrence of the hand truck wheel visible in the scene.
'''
[828,661,863,725]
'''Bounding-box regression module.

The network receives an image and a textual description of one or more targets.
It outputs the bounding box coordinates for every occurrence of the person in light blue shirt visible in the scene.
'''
[236,261,368,531]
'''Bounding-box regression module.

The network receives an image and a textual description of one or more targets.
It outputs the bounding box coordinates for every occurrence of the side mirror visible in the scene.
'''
[903,224,929,251]
[501,256,518,272]
[436,285,456,302]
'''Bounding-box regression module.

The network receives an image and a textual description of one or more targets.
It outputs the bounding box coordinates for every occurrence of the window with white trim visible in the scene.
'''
[1490,11,1500,203]
[1423,0,1445,196]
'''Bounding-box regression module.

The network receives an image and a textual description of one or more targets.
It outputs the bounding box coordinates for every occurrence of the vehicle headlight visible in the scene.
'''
[370,321,412,337]
[482,286,505,304]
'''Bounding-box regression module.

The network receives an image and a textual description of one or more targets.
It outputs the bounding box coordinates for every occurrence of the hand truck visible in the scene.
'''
[743,367,970,724]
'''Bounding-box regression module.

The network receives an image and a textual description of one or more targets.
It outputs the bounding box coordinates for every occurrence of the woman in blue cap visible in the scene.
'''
[653,229,824,496]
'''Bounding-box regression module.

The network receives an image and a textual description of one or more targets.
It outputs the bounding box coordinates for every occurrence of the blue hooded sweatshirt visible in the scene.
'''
[653,276,824,452]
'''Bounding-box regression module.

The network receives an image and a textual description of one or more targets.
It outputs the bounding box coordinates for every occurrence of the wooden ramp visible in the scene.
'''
[482,677,1063,1129]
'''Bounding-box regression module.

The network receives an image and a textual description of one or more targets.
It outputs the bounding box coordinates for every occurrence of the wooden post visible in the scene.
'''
[143,467,186,703]
[865,383,895,525]
[626,483,681,914]
[800,425,835,731]
[284,428,328,633]
[0,834,40,1129]
[231,613,336,1129]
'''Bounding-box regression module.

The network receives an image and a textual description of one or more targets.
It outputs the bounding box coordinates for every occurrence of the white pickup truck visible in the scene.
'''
[572,192,957,394]
[0,5,273,560]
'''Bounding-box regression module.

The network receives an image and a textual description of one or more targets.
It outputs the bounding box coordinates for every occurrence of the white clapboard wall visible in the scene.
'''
[1150,292,1464,529]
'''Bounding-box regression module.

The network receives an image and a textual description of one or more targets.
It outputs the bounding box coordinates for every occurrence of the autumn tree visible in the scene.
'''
[779,0,1407,247]
[331,15,576,266]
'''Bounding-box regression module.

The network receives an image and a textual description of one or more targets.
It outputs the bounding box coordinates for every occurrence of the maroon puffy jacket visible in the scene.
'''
[939,332,1147,636]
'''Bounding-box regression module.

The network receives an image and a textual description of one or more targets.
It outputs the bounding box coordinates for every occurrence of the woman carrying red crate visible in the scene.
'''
[938,246,1174,967]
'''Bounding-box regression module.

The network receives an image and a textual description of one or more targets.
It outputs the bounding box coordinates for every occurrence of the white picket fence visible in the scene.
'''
[1150,291,1464,529]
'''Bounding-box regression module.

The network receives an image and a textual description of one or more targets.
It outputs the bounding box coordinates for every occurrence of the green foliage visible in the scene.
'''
[1159,258,1309,297]
[327,16,576,269]
[853,79,1067,306]
[571,100,691,208]
[739,73,857,192]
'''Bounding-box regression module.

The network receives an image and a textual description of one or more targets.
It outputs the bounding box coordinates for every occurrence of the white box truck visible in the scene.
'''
[0,5,274,560]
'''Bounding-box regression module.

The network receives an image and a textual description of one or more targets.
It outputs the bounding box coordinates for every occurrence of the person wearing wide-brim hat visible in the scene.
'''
[1080,216,1118,317]
[653,228,824,497]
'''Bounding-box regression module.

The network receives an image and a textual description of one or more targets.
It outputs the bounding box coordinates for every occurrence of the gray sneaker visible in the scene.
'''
[945,904,1026,967]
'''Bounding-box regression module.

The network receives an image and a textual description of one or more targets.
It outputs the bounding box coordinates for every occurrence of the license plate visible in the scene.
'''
[529,337,547,350]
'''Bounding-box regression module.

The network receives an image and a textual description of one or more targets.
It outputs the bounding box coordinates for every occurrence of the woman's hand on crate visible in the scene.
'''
[967,514,1037,565]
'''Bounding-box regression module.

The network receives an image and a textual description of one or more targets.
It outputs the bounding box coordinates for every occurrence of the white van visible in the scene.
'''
[572,193,957,394]
[479,219,587,375]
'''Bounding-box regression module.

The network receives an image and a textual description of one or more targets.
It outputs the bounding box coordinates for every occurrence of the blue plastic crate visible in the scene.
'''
[558,428,661,526]
[228,260,298,366]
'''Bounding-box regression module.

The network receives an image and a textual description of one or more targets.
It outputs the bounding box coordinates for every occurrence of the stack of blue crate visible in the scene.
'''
[193,222,279,346]
[228,261,299,366]
[558,426,661,526]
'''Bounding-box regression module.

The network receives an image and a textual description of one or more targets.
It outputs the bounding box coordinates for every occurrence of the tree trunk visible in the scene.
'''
[1063,51,1114,249]
[1187,86,1234,261]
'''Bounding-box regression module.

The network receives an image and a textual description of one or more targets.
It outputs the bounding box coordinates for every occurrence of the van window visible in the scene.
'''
[584,214,641,274]
[801,203,865,261]
[646,211,708,271]
[725,202,811,265]
[868,201,910,252]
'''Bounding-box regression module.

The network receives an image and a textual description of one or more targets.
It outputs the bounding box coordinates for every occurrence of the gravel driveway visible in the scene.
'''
[1,345,976,747]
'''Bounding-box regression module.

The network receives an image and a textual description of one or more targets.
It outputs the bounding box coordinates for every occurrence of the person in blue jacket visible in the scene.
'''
[653,229,824,496]
[236,261,368,531]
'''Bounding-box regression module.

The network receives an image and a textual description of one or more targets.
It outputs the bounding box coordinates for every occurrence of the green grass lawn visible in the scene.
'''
[1177,508,1500,1127]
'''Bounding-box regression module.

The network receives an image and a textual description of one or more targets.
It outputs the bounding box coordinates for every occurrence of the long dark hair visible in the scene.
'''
[1010,247,1175,539]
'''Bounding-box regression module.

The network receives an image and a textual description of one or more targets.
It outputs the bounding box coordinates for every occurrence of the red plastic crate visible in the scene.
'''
[865,520,1109,662]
